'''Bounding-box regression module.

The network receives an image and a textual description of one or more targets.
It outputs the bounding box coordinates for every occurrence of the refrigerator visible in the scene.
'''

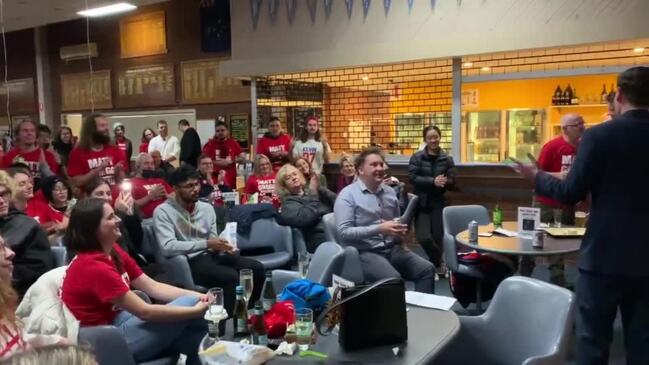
[464,111,501,163]
[506,109,545,161]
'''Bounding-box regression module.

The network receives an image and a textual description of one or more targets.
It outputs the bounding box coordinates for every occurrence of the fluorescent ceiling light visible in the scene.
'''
[481,66,491,71]
[633,47,645,53]
[463,62,473,67]
[77,2,137,17]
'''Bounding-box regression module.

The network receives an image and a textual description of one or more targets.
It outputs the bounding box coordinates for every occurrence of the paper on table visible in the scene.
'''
[405,291,456,311]
[493,227,518,237]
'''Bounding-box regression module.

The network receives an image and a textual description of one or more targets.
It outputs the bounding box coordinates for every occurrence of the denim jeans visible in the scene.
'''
[112,295,207,365]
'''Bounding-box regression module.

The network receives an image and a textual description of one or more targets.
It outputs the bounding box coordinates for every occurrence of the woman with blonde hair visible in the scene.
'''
[0,344,96,365]
[275,164,336,253]
[245,154,279,207]
[293,157,327,192]
[336,154,356,193]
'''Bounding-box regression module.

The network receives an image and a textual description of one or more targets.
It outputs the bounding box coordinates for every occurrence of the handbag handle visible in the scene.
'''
[315,277,403,336]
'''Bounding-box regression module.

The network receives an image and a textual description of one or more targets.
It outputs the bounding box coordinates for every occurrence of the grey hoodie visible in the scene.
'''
[152,198,219,258]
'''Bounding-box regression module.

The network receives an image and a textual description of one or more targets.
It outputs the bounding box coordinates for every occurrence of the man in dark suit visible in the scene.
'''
[515,66,649,365]
[178,119,202,168]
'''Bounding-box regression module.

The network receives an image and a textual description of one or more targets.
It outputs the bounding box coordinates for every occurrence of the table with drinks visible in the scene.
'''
[200,268,461,364]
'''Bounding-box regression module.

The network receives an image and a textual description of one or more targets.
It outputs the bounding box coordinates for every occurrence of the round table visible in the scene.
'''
[456,221,582,256]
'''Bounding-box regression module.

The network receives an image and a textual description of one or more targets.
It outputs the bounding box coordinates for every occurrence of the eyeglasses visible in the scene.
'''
[0,190,10,200]
[53,187,68,193]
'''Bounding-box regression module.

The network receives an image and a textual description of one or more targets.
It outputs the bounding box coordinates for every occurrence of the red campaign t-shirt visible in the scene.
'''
[245,174,280,208]
[116,139,130,173]
[25,199,65,225]
[61,244,143,327]
[130,177,173,218]
[535,136,577,208]
[202,137,242,188]
[67,145,126,187]
[139,143,149,154]
[257,134,292,172]
[0,147,60,178]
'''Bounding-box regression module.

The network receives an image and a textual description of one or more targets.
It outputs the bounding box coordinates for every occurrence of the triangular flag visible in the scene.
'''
[363,0,371,18]
[250,0,262,29]
[268,0,279,23]
[407,0,414,12]
[286,0,297,24]
[324,0,334,19]
[345,0,354,18]
[384,0,391,15]
[307,0,318,23]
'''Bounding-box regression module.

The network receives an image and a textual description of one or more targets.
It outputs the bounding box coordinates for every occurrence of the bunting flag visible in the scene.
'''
[250,0,262,29]
[345,0,354,18]
[407,0,415,12]
[324,0,334,19]
[286,0,297,24]
[363,0,371,18]
[307,0,318,23]
[268,0,279,23]
[383,0,391,15]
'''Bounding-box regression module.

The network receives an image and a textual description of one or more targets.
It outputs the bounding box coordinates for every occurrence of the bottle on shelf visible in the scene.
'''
[600,84,608,104]
[233,286,249,337]
[563,84,573,106]
[261,272,276,311]
[251,302,268,346]
[571,88,579,105]
[552,85,562,106]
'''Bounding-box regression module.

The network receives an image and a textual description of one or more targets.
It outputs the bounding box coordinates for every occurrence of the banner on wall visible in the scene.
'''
[345,0,354,19]
[250,0,262,29]
[307,0,318,23]
[363,0,371,18]
[324,0,334,19]
[268,0,279,23]
[286,0,297,24]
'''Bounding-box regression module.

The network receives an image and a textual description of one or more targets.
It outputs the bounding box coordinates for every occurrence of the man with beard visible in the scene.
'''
[153,165,264,322]
[67,113,126,188]
[334,147,435,294]
[131,153,174,219]
[201,121,244,189]
[257,117,292,172]
[1,120,59,186]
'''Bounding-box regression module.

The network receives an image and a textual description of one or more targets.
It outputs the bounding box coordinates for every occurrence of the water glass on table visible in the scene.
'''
[553,209,563,228]
[206,287,225,341]
[239,269,254,304]
[298,252,310,278]
[295,308,313,351]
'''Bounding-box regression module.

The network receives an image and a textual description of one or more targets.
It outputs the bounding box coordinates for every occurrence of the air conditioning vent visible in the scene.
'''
[60,43,98,62]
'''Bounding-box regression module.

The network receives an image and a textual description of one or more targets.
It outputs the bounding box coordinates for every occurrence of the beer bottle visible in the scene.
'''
[261,272,277,311]
[251,302,268,346]
[233,286,249,337]
[493,205,503,228]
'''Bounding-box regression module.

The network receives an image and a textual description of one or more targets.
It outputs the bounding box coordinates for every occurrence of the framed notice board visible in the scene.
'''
[181,58,250,104]
[61,70,112,111]
[229,113,250,149]
[0,78,35,115]
[116,63,175,108]
[120,11,167,59]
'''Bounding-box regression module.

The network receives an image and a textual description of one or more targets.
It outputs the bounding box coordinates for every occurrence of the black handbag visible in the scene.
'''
[315,277,408,351]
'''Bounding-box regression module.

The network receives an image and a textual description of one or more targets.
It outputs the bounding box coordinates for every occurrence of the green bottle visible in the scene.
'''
[493,205,503,228]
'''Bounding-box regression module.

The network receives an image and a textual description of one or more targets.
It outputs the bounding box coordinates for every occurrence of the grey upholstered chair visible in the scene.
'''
[236,217,293,269]
[271,241,345,292]
[433,276,576,365]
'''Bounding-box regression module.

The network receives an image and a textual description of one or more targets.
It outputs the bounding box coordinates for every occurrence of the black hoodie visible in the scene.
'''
[0,209,54,296]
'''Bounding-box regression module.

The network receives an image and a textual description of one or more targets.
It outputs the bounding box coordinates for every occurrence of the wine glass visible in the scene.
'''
[206,287,226,344]
[239,269,254,304]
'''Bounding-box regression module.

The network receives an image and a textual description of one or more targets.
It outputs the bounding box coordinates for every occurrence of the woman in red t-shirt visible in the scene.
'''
[30,176,71,238]
[245,154,279,207]
[60,199,209,364]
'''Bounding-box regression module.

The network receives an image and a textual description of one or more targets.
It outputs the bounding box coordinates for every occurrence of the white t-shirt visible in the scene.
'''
[148,135,180,161]
[292,139,329,174]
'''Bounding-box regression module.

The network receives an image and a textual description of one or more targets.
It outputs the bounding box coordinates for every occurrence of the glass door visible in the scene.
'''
[465,111,501,163]
[506,109,545,161]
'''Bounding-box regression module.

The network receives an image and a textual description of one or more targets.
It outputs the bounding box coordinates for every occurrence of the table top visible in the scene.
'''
[456,221,582,256]
[200,306,459,365]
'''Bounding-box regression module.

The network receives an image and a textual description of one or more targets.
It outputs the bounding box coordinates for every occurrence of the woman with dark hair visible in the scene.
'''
[52,126,74,174]
[408,125,456,273]
[139,128,156,154]
[29,176,72,238]
[292,116,330,175]
[61,198,208,364]
[294,157,327,192]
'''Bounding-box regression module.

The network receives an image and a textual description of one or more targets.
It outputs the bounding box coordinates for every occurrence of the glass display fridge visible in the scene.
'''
[464,111,501,163]
[506,109,545,161]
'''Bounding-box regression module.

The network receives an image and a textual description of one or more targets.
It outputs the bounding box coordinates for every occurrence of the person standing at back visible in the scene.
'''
[292,116,330,175]
[178,119,202,168]
[67,113,126,189]
[148,120,179,166]
[1,120,59,186]
[113,123,133,174]
[201,121,244,189]
[514,66,649,365]
[257,117,292,172]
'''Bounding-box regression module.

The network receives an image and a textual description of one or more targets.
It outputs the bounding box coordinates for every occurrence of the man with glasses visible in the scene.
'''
[523,113,585,285]
[153,165,264,326]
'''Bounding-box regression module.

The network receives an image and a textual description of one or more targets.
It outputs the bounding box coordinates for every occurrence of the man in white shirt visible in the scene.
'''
[148,120,180,165]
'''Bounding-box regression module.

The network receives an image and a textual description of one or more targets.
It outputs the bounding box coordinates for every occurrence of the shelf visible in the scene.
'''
[472,138,500,141]
[549,104,607,109]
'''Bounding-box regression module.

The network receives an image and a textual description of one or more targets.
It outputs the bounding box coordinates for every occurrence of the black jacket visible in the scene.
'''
[0,209,54,296]
[536,109,649,277]
[408,149,456,209]
[280,187,337,253]
[180,127,202,167]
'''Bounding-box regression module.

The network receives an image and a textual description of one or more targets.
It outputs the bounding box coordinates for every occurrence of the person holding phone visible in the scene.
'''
[408,126,456,275]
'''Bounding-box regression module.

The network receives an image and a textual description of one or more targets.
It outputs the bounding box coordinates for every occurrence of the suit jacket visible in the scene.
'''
[535,109,649,277]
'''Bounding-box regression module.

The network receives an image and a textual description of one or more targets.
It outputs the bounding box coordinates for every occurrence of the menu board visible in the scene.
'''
[116,63,175,108]
[0,78,35,114]
[181,58,250,104]
[229,113,250,149]
[120,11,167,59]
[61,70,112,111]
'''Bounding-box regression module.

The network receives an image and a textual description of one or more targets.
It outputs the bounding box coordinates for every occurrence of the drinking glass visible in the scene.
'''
[553,209,563,228]
[206,287,225,342]
[295,308,313,351]
[239,269,254,303]
[575,211,588,228]
[298,252,310,279]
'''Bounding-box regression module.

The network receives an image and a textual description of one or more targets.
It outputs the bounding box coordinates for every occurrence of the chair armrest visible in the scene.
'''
[165,255,199,291]
[523,354,566,365]
[277,225,294,259]
[78,326,136,365]
[291,228,307,258]
[272,270,301,293]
